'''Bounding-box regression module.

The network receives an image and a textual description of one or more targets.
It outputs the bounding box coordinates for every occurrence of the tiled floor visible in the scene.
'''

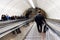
[25,22,46,40]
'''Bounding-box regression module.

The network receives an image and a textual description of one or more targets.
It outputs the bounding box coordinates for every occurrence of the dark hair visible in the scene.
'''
[25,10,32,18]
[38,11,40,13]
[28,10,32,13]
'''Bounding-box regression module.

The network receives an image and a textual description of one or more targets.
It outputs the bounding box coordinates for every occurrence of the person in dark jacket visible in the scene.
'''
[25,10,32,19]
[1,15,7,21]
[6,15,10,20]
[35,12,46,33]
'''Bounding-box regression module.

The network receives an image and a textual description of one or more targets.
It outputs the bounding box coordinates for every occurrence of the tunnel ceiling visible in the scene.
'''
[0,0,60,20]
[0,0,32,16]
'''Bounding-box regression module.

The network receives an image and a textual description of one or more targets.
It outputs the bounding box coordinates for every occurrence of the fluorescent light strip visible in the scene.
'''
[28,0,35,8]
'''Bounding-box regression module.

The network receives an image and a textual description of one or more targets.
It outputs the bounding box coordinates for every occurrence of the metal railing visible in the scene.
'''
[46,22,60,40]
[0,18,33,38]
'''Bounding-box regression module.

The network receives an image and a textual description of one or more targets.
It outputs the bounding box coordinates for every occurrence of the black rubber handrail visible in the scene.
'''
[0,18,33,35]
[46,23,60,37]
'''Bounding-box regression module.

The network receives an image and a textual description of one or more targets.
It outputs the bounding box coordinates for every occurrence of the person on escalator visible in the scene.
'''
[6,14,10,20]
[25,10,32,19]
[1,15,7,21]
[25,10,32,26]
[35,11,47,33]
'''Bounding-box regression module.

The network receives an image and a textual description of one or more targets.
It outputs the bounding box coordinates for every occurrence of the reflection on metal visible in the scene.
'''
[46,19,60,40]
[46,29,60,40]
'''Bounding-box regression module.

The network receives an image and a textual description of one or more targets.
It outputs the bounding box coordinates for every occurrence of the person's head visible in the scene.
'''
[2,14,6,17]
[28,10,32,13]
[37,10,41,13]
[37,10,43,15]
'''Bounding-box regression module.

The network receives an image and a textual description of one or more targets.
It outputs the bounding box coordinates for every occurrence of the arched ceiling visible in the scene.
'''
[0,0,32,16]
[33,0,60,19]
[0,0,60,20]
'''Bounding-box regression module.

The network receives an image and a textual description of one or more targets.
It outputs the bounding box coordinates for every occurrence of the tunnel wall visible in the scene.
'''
[0,0,31,20]
[37,0,60,20]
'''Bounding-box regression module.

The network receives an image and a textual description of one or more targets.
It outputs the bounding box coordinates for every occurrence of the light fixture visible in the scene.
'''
[28,0,35,8]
